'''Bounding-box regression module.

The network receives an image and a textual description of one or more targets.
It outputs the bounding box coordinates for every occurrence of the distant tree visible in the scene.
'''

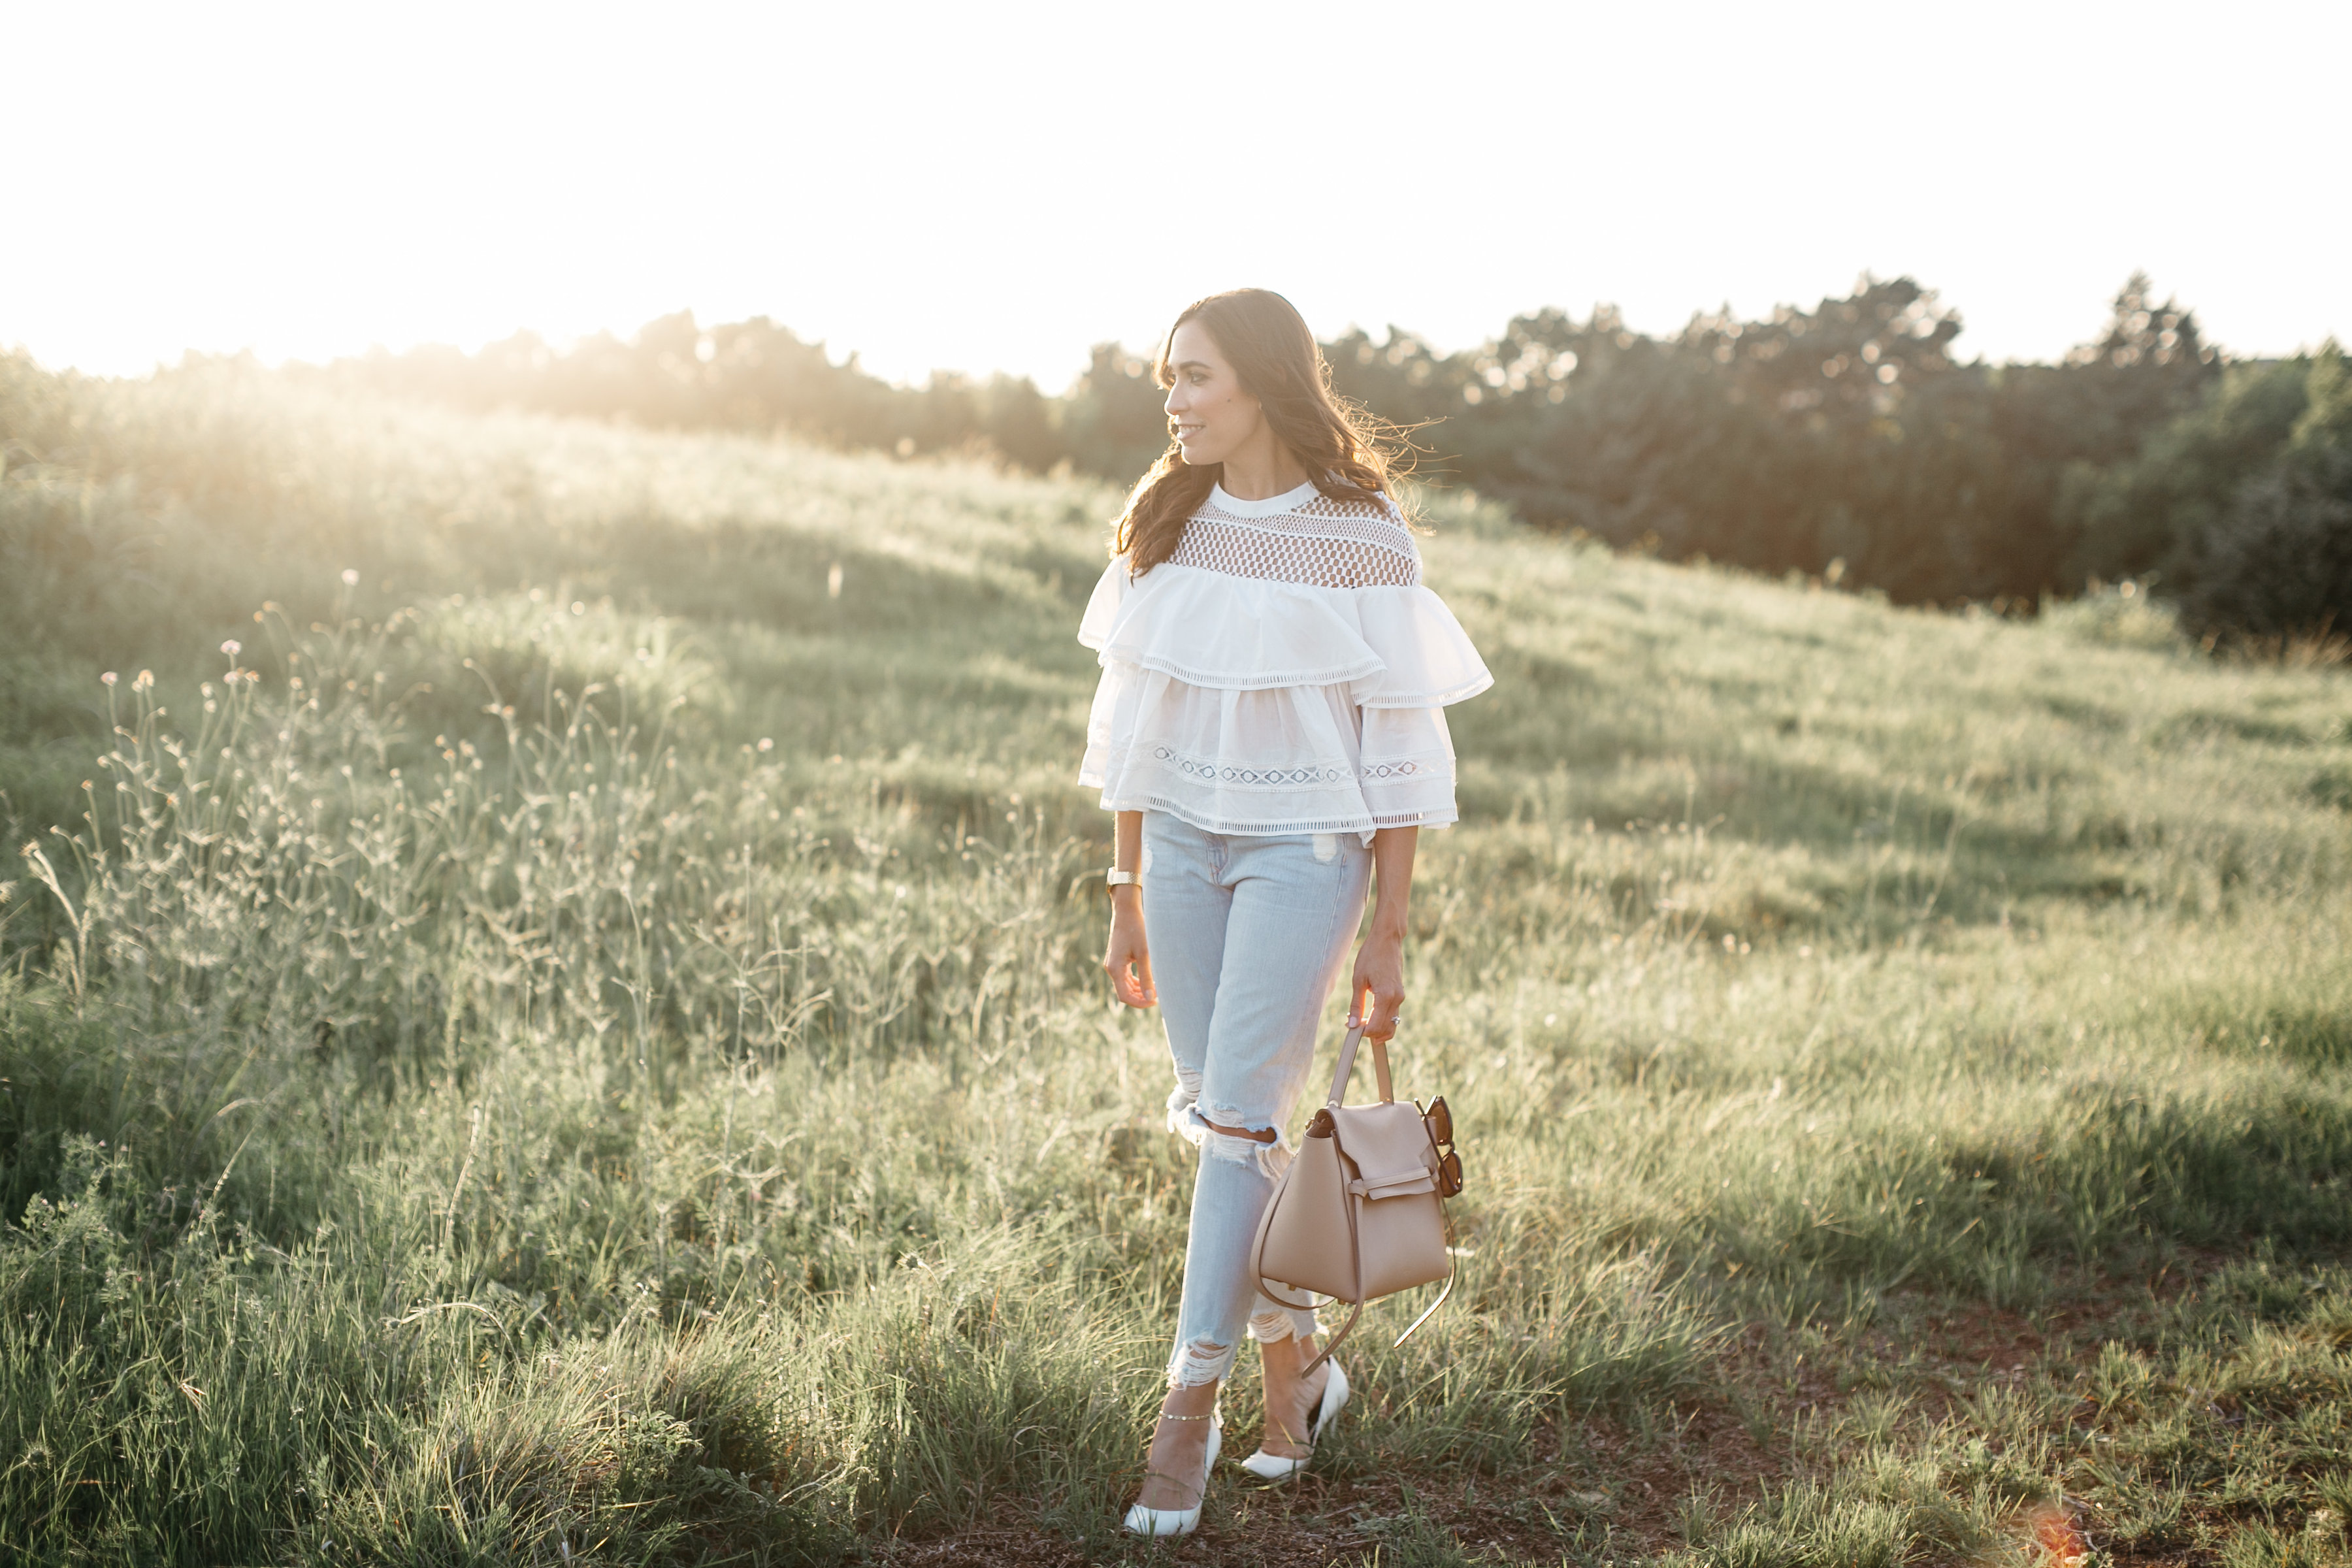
[2181,453,2352,642]
[2059,274,2219,453]
[2178,344,2352,640]
[973,375,1062,472]
[1323,324,1471,439]
[2057,358,2313,591]
[1057,344,1168,487]
[1670,277,1968,591]
[2285,342,2352,466]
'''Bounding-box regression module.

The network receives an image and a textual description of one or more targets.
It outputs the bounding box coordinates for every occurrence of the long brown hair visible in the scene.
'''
[1113,289,1404,573]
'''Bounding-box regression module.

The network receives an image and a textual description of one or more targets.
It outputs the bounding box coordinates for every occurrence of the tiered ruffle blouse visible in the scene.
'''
[1077,478,1492,840]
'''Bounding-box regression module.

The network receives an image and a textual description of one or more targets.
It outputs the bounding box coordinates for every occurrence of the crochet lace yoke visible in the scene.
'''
[1165,488,1420,590]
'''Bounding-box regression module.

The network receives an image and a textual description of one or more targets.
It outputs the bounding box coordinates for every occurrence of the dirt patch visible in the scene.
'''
[877,1253,2280,1565]
[877,1524,1093,1567]
[873,1388,1789,1564]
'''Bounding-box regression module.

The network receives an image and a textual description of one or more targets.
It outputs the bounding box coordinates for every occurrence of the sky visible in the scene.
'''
[6,0,2346,391]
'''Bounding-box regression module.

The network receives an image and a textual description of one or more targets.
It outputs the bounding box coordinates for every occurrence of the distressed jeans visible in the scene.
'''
[1142,811,1374,1388]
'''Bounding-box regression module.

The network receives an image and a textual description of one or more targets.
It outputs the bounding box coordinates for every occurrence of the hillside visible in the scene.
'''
[3,358,2351,1565]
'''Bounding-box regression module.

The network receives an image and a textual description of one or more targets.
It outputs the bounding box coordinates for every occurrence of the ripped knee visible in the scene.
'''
[1193,1120,1294,1180]
[1249,1308,1298,1342]
[1249,1301,1320,1343]
[1201,1124,1274,1168]
[1168,1335,1237,1388]
[1168,1097,1296,1177]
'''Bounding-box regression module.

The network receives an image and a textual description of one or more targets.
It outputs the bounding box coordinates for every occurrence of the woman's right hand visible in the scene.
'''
[1103,887,1156,1008]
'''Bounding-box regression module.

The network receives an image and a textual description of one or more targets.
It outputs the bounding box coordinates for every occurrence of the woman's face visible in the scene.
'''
[1162,321,1263,467]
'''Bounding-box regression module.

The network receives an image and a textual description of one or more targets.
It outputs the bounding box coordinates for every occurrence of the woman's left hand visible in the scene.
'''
[1347,930,1406,1041]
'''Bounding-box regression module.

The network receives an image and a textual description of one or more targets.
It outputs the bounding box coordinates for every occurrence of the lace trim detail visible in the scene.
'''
[1168,493,1420,589]
[1154,746,1355,789]
[1145,744,1443,789]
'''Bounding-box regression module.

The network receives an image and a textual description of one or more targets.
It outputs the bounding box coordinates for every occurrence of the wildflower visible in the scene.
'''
[135,670,154,690]
[221,640,242,658]
[758,738,774,752]
[101,671,118,686]
[341,568,360,586]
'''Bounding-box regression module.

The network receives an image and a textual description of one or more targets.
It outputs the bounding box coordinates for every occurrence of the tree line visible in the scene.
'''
[318,279,2349,638]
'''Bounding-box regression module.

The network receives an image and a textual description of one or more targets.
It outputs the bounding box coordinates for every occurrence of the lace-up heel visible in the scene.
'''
[1122,1406,1224,1537]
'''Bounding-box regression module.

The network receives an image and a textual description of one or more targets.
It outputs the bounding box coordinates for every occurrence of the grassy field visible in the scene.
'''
[3,354,2351,1567]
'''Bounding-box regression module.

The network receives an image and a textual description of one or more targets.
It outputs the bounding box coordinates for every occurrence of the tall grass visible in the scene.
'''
[3,355,2350,1563]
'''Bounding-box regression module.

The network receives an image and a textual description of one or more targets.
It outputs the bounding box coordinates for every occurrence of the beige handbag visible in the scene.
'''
[1249,1024,1462,1372]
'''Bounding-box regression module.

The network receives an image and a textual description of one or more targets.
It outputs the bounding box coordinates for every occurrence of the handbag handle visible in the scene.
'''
[1325,1023,1395,1107]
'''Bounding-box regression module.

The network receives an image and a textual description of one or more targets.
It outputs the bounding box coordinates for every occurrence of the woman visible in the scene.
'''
[1079,288,1491,1536]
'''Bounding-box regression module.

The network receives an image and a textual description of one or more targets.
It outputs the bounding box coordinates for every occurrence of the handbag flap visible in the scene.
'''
[1328,1100,1437,1194]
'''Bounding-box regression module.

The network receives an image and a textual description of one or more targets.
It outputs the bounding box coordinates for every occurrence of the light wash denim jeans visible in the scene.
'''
[1141,811,1374,1388]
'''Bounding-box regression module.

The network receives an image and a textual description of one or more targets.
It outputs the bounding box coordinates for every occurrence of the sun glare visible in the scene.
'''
[3,1,2346,384]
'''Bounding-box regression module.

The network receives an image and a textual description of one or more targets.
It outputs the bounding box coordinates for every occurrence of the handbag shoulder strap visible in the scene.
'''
[1325,1024,1395,1107]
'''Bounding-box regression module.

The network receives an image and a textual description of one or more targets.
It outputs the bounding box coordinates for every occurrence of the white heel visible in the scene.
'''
[1239,1360,1348,1481]
[1122,1412,1222,1537]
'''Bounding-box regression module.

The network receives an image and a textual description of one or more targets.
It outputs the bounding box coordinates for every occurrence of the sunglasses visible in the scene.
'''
[1421,1096,1463,1198]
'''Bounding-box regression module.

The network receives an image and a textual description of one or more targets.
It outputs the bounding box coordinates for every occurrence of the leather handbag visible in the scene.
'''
[1249,1023,1462,1373]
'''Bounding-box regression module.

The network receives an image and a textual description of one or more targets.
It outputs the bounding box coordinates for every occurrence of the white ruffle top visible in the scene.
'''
[1077,478,1492,839]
